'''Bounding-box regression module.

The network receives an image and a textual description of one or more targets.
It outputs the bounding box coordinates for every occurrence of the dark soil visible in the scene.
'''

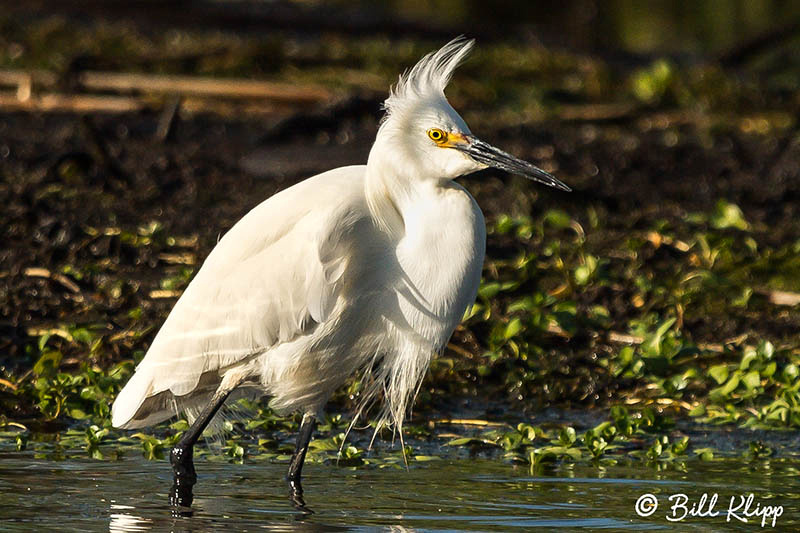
[1,6,799,424]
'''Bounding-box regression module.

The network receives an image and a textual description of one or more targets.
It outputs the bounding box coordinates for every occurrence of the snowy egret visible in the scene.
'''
[112,37,570,507]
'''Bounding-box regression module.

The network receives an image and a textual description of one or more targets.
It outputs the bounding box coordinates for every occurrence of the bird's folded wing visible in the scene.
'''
[133,206,355,400]
[154,245,343,393]
[110,165,368,428]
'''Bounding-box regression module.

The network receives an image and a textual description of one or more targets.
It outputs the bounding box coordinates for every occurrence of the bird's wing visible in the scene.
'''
[115,166,367,419]
[146,219,349,396]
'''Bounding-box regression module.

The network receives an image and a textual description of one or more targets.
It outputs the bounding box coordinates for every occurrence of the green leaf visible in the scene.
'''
[516,423,538,441]
[462,302,484,322]
[731,287,752,308]
[308,438,339,451]
[739,348,757,370]
[561,447,583,460]
[444,437,482,446]
[671,436,689,455]
[68,408,88,420]
[558,427,577,446]
[478,282,501,300]
[504,317,523,340]
[543,209,571,229]
[742,370,761,391]
[33,350,63,376]
[494,214,515,234]
[169,419,190,431]
[37,333,53,352]
[688,404,705,417]
[707,364,729,385]
[695,448,714,461]
[757,340,774,360]
[632,59,674,103]
[761,362,776,378]
[647,438,663,458]
[70,327,94,345]
[710,200,749,230]
[642,318,676,356]
[573,255,597,286]
[720,373,741,396]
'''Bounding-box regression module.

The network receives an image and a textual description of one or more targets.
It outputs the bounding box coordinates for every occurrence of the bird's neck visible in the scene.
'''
[365,131,452,237]
[364,163,409,237]
[367,169,447,238]
[364,137,422,237]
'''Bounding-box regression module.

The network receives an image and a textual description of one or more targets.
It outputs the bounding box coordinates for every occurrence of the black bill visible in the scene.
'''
[457,137,571,192]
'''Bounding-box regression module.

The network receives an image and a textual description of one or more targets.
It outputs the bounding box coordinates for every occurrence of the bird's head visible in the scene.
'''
[371,37,570,192]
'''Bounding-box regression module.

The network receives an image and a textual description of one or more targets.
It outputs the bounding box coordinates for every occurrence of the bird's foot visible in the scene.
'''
[170,445,197,509]
[287,478,313,514]
[170,445,197,481]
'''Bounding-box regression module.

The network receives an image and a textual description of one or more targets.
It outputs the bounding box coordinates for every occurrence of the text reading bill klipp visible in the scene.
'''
[635,492,784,527]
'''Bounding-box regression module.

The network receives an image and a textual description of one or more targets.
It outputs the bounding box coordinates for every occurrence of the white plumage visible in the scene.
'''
[112,37,568,455]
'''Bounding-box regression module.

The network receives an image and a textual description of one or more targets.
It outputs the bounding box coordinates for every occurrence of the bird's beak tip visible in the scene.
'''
[457,137,572,192]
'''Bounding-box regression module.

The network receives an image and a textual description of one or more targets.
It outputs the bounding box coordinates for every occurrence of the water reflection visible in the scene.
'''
[109,505,152,532]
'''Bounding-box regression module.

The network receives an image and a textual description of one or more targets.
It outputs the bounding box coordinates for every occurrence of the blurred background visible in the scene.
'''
[1,0,799,436]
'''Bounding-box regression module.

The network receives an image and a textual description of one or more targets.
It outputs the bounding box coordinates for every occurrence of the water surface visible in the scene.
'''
[2,450,798,531]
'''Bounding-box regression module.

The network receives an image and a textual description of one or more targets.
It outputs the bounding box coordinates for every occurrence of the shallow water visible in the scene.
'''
[2,450,799,532]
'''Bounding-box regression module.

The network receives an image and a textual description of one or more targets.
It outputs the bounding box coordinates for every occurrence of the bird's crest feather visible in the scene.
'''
[383,36,474,116]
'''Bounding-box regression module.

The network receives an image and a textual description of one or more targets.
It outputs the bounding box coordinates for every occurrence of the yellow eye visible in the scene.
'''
[427,128,446,143]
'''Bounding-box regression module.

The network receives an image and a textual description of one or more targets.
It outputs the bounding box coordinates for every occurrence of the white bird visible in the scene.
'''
[111,37,569,506]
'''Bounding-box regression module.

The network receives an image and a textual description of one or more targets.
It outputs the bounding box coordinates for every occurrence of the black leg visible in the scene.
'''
[287,413,317,511]
[169,387,232,508]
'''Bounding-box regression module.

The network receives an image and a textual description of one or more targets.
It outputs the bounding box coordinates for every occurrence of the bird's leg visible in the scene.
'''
[287,413,318,483]
[287,413,317,510]
[169,387,232,508]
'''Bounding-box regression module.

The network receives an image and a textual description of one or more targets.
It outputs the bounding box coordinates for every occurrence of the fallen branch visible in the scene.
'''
[433,418,509,427]
[23,267,81,293]
[607,331,644,345]
[25,327,74,343]
[758,288,800,306]
[157,252,196,265]
[149,289,183,299]
[0,69,57,93]
[0,92,146,113]
[78,71,331,104]
[445,342,475,359]
[607,330,749,354]
[0,68,332,104]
